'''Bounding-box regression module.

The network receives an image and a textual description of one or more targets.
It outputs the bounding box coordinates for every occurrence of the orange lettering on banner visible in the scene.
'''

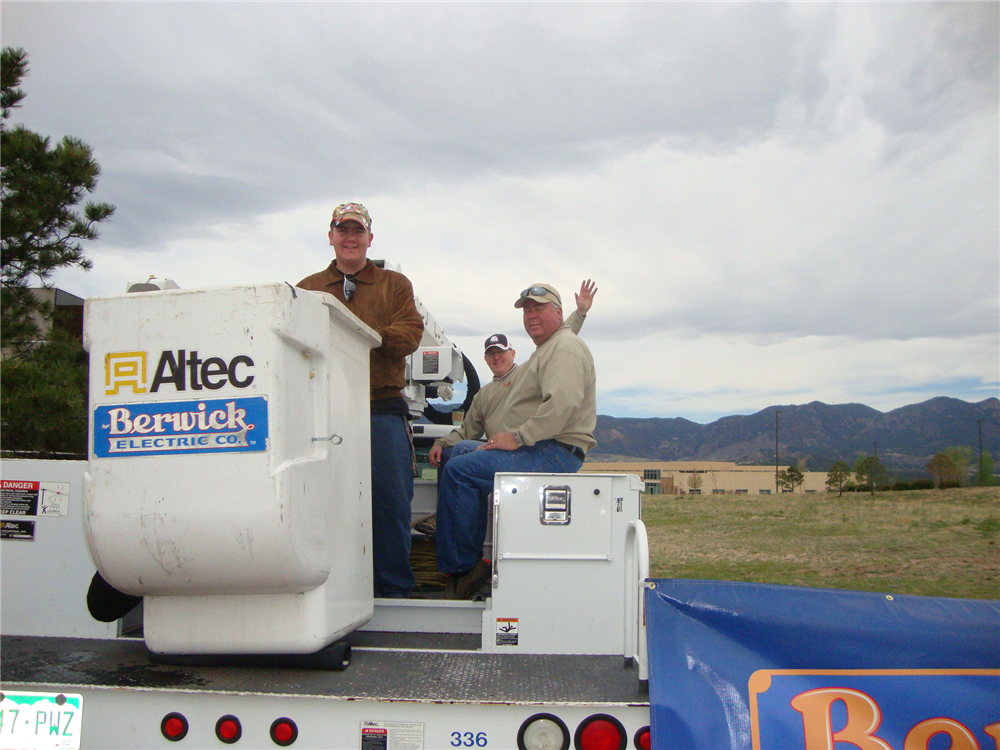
[983,723,1000,750]
[904,718,980,750]
[790,688,893,750]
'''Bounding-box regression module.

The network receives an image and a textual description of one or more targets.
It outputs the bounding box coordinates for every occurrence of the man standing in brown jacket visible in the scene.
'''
[297,202,424,598]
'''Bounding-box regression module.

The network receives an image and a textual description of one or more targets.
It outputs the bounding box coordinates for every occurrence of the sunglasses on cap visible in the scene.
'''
[520,286,551,298]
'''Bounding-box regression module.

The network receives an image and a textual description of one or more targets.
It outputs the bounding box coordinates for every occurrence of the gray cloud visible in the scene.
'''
[5,1,997,418]
[862,3,999,135]
[4,3,833,244]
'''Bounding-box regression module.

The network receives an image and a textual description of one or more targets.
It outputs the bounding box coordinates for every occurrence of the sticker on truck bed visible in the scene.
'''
[93,396,268,458]
[496,617,519,646]
[1,480,69,517]
[360,720,423,750]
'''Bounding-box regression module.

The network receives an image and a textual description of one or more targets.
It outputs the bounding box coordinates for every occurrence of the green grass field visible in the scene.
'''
[641,486,1000,600]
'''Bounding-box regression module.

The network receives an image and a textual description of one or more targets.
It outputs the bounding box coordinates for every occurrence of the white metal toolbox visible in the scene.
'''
[484,471,646,656]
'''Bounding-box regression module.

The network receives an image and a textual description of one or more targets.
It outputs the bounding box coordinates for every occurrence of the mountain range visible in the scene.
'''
[592,397,1000,475]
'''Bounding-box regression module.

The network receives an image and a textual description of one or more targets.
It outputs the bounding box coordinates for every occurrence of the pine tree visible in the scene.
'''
[1,47,114,358]
[973,451,997,487]
[1,47,112,456]
[0,329,89,457]
[825,461,852,496]
[778,465,805,492]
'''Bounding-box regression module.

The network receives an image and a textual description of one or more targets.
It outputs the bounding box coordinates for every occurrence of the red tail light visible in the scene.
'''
[216,715,242,744]
[633,726,651,750]
[270,717,299,746]
[575,714,626,750]
[161,712,189,742]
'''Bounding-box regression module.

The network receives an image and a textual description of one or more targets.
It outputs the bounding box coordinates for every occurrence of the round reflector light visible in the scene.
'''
[575,714,626,750]
[517,713,570,750]
[160,712,189,742]
[216,715,242,744]
[633,726,651,750]
[270,717,299,746]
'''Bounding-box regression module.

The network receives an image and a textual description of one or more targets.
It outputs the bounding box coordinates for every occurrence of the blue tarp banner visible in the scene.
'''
[645,579,1000,750]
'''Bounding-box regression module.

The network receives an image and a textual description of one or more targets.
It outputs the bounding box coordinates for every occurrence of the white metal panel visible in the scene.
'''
[0,459,116,639]
[494,474,614,560]
[360,598,487,634]
[0,684,649,750]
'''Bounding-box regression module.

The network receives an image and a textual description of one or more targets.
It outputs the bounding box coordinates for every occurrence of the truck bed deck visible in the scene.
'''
[1,633,648,706]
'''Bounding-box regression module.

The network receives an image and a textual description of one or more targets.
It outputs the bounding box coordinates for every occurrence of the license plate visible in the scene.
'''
[0,692,82,750]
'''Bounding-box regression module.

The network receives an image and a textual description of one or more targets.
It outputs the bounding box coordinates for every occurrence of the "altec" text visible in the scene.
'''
[151,350,254,392]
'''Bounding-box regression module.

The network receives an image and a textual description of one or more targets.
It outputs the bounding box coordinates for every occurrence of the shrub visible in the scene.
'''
[909,479,935,490]
[940,480,962,490]
[975,518,1000,536]
[892,481,910,491]
[842,482,857,492]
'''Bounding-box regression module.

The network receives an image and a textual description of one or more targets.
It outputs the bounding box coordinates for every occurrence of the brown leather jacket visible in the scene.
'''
[297,260,424,402]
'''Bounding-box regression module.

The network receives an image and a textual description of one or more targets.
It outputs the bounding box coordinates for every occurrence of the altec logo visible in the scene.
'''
[105,350,255,396]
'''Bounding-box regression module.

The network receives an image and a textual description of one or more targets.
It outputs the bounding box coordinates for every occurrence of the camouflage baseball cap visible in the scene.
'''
[331,202,372,232]
[514,283,562,309]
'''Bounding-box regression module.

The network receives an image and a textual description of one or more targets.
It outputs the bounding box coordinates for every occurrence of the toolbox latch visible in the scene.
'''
[539,486,571,525]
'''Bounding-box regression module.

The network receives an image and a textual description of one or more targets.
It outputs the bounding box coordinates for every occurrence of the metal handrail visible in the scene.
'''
[625,518,649,681]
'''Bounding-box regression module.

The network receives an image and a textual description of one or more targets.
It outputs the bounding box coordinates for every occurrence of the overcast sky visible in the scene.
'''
[4,2,998,422]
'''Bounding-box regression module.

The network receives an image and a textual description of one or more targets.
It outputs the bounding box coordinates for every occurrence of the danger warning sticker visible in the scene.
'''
[0,480,69,517]
[360,720,423,750]
[496,617,519,646]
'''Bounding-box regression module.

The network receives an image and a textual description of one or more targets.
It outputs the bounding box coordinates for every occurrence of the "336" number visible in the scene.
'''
[451,731,487,747]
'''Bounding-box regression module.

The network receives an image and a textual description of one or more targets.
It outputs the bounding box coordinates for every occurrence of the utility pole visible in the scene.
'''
[977,419,984,486]
[871,441,877,497]
[775,410,780,495]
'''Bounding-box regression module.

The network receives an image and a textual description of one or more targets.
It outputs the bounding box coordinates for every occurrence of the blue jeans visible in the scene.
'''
[440,439,483,466]
[370,414,417,598]
[435,440,582,575]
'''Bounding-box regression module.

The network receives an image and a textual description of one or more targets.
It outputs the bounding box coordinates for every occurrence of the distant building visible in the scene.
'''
[1,287,84,360]
[36,287,84,339]
[581,460,827,495]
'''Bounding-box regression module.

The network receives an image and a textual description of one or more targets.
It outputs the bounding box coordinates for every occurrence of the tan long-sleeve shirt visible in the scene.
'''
[500,324,596,453]
[434,311,587,449]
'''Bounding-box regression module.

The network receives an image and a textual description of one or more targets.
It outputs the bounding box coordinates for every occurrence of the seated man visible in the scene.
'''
[435,283,597,599]
[427,279,597,471]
